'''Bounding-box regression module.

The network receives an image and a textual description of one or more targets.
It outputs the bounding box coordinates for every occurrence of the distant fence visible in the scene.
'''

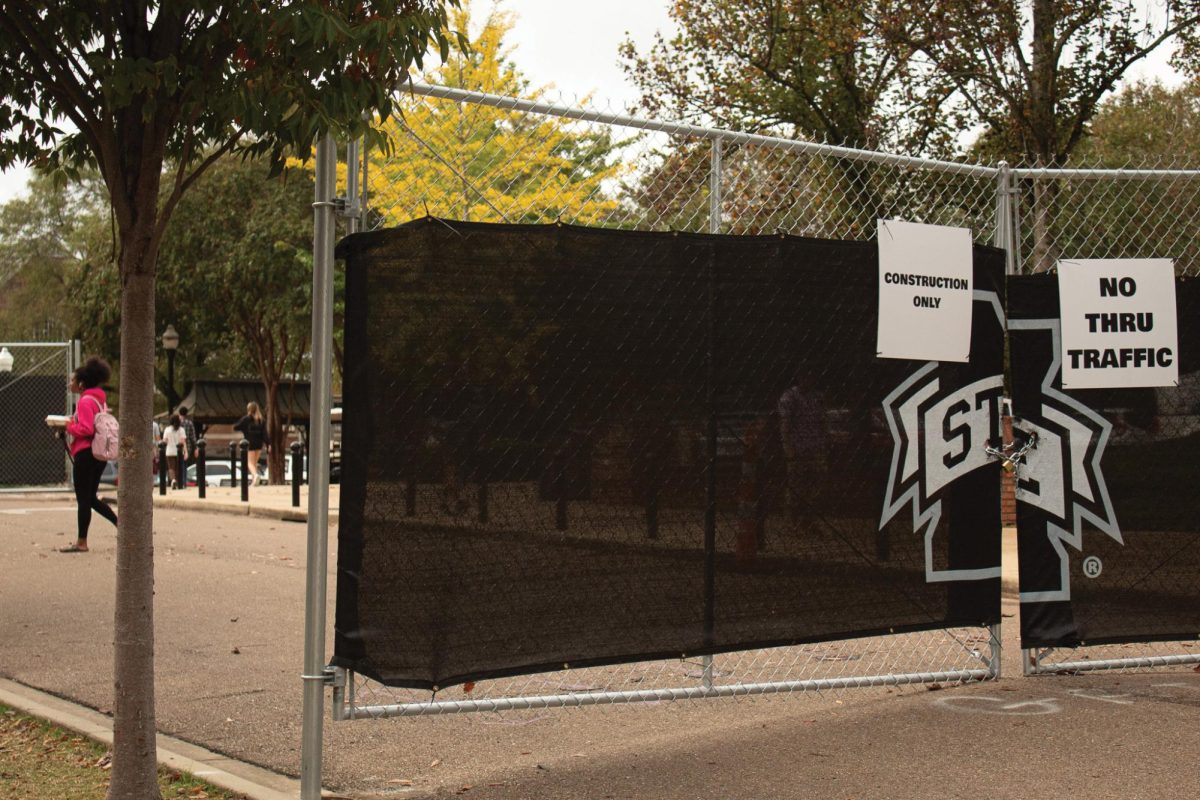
[0,342,78,489]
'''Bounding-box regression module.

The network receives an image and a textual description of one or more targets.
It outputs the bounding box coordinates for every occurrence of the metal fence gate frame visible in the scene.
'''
[0,340,80,491]
[298,80,1200,797]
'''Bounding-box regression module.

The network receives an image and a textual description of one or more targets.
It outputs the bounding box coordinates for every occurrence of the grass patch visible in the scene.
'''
[0,704,247,800]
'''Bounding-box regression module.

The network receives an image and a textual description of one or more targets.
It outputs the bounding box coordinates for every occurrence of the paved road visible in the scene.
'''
[0,492,1197,799]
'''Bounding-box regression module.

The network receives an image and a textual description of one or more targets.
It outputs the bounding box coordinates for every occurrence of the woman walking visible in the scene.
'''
[233,401,267,487]
[162,414,187,489]
[60,356,118,553]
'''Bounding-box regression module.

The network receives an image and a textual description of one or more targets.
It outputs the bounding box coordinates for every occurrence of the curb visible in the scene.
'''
[0,678,300,800]
[153,497,337,525]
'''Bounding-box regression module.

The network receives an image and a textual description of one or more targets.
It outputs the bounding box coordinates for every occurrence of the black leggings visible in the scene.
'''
[73,449,118,542]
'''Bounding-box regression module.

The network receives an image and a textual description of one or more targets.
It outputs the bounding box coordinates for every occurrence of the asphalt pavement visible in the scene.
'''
[0,488,1197,799]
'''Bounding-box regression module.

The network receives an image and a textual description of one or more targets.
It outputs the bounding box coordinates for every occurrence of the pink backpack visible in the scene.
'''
[88,396,120,462]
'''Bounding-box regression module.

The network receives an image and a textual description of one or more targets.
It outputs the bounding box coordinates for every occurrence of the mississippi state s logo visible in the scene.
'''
[1009,318,1120,603]
[879,291,1006,584]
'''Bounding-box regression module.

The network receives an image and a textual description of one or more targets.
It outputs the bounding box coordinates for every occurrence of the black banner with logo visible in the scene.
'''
[1010,275,1200,647]
[333,219,1005,690]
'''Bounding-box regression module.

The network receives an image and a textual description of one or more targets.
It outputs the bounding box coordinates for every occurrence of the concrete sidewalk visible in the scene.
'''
[150,484,338,524]
[2,491,1054,800]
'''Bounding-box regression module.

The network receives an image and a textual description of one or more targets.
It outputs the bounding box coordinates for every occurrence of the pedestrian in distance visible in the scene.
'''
[151,417,161,476]
[178,404,198,481]
[60,356,118,553]
[233,401,267,488]
[162,413,187,489]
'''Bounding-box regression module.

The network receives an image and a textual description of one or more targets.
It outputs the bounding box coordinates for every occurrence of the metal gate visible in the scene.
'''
[297,79,1200,799]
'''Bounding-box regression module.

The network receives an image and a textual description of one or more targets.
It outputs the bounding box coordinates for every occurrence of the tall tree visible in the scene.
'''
[365,4,623,226]
[618,0,948,152]
[0,4,462,798]
[295,3,623,381]
[881,0,1200,268]
[0,172,109,341]
[157,158,315,482]
[618,1,954,232]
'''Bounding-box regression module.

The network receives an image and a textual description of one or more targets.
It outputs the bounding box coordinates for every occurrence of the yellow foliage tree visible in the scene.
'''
[363,4,623,226]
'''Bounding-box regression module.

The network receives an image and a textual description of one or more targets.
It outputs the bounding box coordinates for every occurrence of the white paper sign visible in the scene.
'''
[1058,258,1178,389]
[876,220,974,362]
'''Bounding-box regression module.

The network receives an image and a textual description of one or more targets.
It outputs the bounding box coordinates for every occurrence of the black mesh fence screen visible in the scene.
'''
[0,370,69,486]
[1011,276,1200,647]
[334,219,1005,690]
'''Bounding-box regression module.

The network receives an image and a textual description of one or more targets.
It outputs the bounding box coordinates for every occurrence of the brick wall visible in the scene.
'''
[1001,415,1016,526]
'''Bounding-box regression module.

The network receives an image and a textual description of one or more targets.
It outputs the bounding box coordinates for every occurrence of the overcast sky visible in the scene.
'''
[0,0,1182,204]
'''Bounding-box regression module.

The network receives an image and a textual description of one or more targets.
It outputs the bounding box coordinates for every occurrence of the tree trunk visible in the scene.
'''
[109,225,162,800]
[1025,0,1062,274]
[835,157,886,238]
[1029,173,1060,273]
[265,379,286,484]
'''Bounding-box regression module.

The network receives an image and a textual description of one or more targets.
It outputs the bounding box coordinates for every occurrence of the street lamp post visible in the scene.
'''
[161,324,180,410]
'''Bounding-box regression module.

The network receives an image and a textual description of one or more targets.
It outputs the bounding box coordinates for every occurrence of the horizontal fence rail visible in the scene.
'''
[1025,644,1200,676]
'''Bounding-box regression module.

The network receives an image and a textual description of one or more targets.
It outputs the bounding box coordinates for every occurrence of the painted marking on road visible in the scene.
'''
[1067,688,1133,705]
[1152,682,1197,690]
[935,696,1062,715]
[0,507,77,515]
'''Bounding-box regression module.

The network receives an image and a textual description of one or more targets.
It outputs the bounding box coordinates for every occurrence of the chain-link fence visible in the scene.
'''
[1012,165,1200,275]
[0,341,77,489]
[325,82,1200,729]
[362,83,1001,244]
[323,84,1016,731]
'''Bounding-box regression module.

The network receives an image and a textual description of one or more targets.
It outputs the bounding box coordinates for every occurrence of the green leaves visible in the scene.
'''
[0,2,465,193]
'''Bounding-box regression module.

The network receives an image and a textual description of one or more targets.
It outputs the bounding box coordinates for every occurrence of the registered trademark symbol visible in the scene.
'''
[1083,556,1103,578]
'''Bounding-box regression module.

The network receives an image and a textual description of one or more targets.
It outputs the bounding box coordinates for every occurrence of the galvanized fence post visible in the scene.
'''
[994,160,1015,275]
[989,159,1014,679]
[701,137,723,692]
[300,133,337,800]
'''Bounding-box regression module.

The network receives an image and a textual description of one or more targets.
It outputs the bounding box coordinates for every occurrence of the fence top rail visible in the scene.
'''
[398,80,1000,179]
[1012,166,1200,180]
[0,342,73,348]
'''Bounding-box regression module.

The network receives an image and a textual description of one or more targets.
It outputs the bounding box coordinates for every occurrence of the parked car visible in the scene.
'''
[186,459,266,488]
[279,450,340,484]
[99,460,119,486]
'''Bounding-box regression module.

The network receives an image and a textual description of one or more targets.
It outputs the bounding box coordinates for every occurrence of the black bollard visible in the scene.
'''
[228,441,238,491]
[290,441,302,508]
[196,439,207,500]
[239,439,250,503]
[158,441,168,496]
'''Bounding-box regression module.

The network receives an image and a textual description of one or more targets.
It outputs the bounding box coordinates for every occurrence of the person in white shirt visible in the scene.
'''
[161,414,187,489]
